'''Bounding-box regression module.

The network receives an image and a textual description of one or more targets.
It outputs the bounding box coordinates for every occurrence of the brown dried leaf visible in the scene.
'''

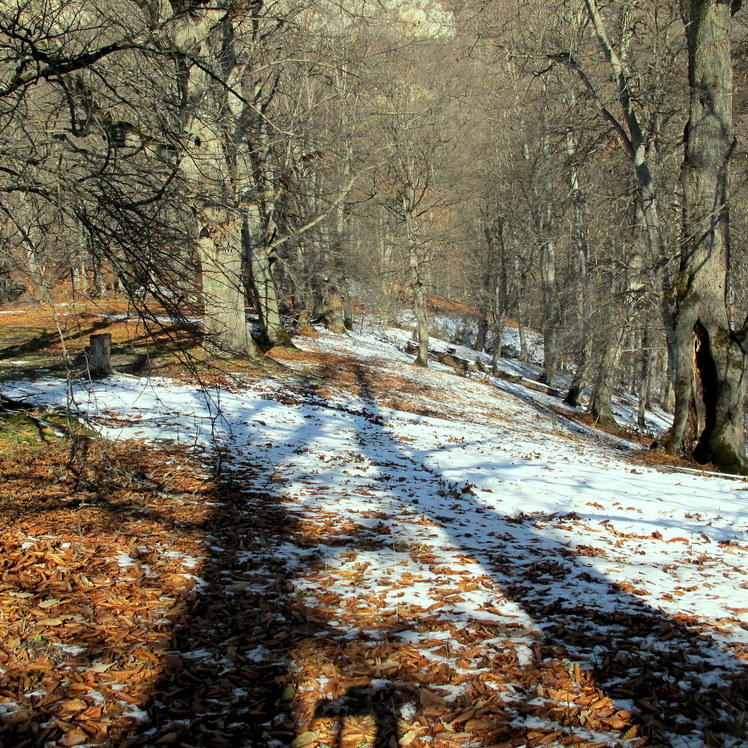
[59,728,90,746]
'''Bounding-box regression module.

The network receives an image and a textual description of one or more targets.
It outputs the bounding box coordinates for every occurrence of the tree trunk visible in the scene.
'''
[512,242,529,362]
[666,0,747,474]
[245,206,293,348]
[637,326,655,429]
[581,0,677,395]
[406,213,429,367]
[523,131,558,386]
[198,206,258,357]
[475,317,489,353]
[340,274,354,331]
[539,237,558,386]
[518,319,528,362]
[174,7,262,360]
[565,353,591,408]
[334,175,355,331]
[490,311,505,368]
[478,215,503,354]
[313,275,347,334]
[590,330,622,428]
[88,333,112,378]
[564,128,592,408]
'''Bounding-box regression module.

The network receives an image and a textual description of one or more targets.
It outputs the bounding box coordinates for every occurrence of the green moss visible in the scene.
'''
[0,412,48,449]
[0,410,95,452]
[711,328,732,351]
[710,434,748,476]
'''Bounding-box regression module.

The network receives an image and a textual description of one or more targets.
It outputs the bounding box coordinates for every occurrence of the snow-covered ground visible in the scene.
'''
[3,322,748,747]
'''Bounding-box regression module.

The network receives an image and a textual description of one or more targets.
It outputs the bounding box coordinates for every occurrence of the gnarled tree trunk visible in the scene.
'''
[197,205,257,357]
[666,0,747,473]
[174,6,261,360]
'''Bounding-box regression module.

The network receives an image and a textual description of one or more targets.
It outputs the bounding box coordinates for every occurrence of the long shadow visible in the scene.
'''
[0,413,319,747]
[5,360,745,747]
[336,362,748,746]
[160,357,746,745]
[0,317,113,359]
[123,469,306,746]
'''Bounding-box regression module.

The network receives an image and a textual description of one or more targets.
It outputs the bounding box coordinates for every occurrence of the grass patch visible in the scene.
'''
[0,409,96,452]
[0,411,47,449]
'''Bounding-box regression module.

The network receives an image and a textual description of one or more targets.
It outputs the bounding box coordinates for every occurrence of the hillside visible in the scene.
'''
[1,316,747,748]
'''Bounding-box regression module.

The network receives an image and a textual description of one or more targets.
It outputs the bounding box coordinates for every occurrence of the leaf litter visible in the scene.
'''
[1,320,747,747]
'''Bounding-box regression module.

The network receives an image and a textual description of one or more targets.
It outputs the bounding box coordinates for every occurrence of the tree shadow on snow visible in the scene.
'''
[338,362,748,746]
[24,360,739,748]
[128,361,748,747]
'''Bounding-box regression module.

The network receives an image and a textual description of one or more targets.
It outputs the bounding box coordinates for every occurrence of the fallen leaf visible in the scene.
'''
[291,730,319,747]
[88,661,115,673]
[59,729,89,747]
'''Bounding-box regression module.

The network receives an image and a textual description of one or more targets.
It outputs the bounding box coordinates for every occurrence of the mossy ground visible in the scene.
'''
[0,410,97,453]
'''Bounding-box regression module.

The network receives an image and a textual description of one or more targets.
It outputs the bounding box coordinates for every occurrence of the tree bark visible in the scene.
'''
[197,205,257,357]
[590,329,622,428]
[564,128,593,407]
[245,208,293,348]
[174,6,262,360]
[666,0,747,473]
[539,236,558,386]
[313,272,348,334]
[406,212,429,367]
[490,310,505,369]
[88,333,112,378]
[477,215,502,354]
[523,131,558,386]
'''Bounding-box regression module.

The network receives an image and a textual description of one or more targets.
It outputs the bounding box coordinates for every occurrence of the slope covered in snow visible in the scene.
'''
[3,322,748,747]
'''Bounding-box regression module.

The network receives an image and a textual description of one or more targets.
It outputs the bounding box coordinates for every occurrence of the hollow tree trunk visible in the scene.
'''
[666,0,747,474]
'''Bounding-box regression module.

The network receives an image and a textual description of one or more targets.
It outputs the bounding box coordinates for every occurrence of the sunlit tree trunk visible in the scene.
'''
[406,210,429,367]
[564,129,593,407]
[174,6,261,359]
[195,205,257,356]
[523,126,559,386]
[574,0,676,386]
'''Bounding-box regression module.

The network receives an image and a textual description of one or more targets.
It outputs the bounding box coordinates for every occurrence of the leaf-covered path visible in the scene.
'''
[2,325,748,747]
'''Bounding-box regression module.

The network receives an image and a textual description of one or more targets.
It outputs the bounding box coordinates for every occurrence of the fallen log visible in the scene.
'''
[405,342,475,376]
[404,341,563,396]
[491,368,563,398]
